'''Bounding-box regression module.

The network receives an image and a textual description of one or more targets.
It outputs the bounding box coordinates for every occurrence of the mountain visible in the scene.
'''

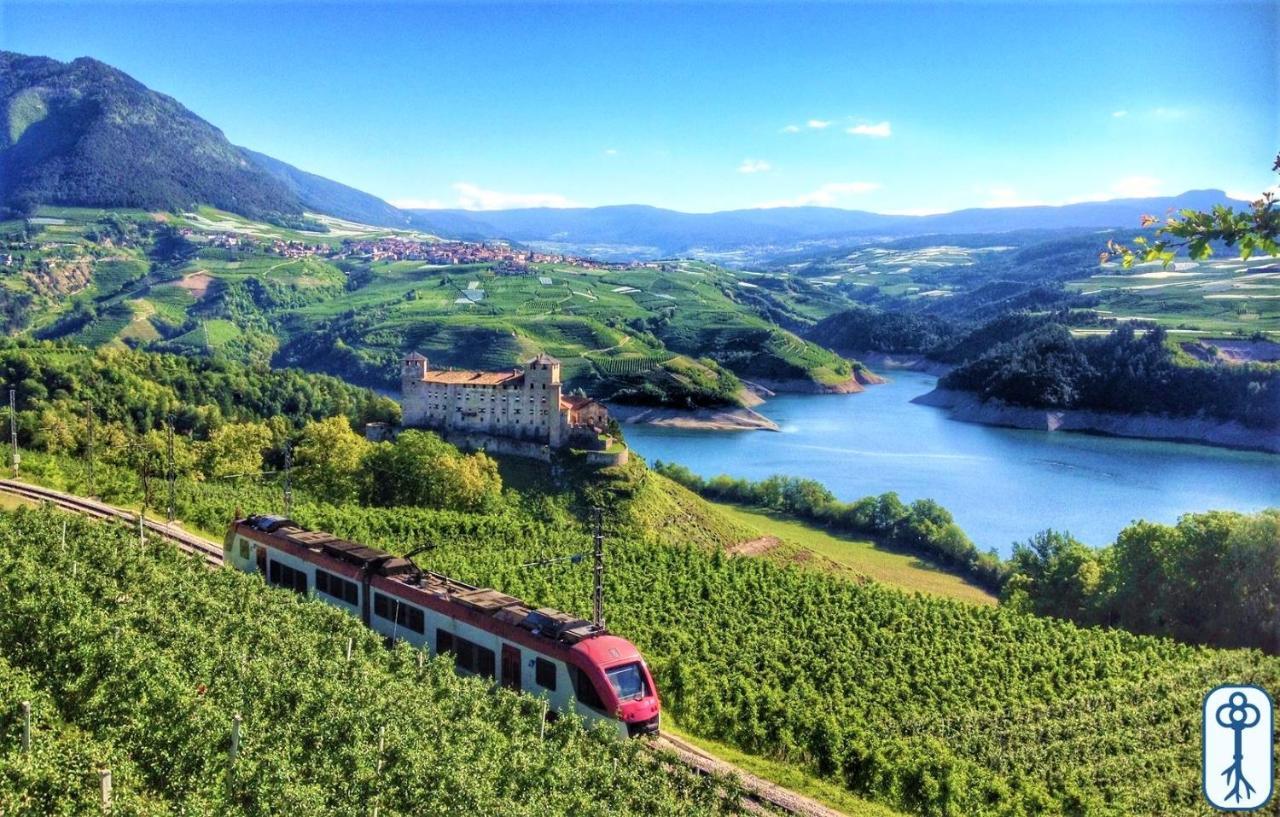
[0,51,405,226]
[239,148,408,228]
[408,190,1247,260]
[0,51,1247,254]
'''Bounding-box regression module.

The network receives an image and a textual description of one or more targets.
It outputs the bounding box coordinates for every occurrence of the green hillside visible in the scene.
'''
[7,445,1275,817]
[3,206,865,407]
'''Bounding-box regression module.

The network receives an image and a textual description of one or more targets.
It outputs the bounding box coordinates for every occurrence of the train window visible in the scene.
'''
[571,667,606,712]
[436,629,454,655]
[605,663,648,702]
[477,647,495,680]
[449,636,496,679]
[374,593,425,634]
[316,570,359,606]
[403,605,424,634]
[267,560,308,595]
[456,638,476,672]
[535,658,557,691]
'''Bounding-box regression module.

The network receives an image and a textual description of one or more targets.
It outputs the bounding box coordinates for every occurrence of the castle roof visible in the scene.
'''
[404,352,428,362]
[560,394,598,410]
[528,352,560,366]
[421,369,524,386]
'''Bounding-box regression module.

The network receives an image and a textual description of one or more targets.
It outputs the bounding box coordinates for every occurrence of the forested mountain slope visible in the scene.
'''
[0,52,405,227]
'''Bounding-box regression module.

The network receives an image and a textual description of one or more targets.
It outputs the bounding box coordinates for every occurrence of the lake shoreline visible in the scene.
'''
[622,370,1280,554]
[607,402,780,431]
[913,387,1280,455]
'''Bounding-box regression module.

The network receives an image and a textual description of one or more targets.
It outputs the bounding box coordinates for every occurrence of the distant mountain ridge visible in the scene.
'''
[0,50,1245,255]
[406,190,1246,259]
[0,51,406,227]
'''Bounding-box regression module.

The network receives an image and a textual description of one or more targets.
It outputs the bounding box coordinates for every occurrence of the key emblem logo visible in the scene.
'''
[1203,685,1273,810]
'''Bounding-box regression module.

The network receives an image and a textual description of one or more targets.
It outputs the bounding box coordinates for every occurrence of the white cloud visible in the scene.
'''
[756,181,881,208]
[1108,176,1163,198]
[1152,106,1188,120]
[451,182,579,211]
[847,121,892,138]
[603,148,619,157]
[1111,110,1128,118]
[1226,186,1278,202]
[389,197,447,209]
[806,119,832,129]
[737,159,773,174]
[781,124,802,133]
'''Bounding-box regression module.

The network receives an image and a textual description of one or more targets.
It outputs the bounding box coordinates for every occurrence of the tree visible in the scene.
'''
[203,422,271,479]
[359,430,501,511]
[1003,530,1102,620]
[293,416,368,502]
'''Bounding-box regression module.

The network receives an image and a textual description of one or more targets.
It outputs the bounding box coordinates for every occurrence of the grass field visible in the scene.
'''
[712,502,997,605]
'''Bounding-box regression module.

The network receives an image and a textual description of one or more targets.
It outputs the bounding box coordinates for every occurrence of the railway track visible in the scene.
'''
[648,733,846,817]
[0,477,844,817]
[0,478,223,568]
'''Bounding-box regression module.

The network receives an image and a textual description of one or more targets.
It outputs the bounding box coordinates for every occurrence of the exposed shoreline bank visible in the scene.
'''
[913,387,1280,455]
[607,402,781,432]
[609,368,885,432]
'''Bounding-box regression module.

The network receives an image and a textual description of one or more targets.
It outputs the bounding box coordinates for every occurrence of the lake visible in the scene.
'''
[622,370,1280,555]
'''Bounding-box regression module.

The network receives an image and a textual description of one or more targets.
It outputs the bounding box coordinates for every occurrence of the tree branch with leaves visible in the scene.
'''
[1102,152,1280,267]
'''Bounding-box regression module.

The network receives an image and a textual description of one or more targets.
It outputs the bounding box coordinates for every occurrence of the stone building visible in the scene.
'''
[400,352,610,449]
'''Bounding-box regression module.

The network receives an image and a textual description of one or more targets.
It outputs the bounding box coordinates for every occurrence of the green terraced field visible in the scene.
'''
[7,206,866,404]
[1068,256,1280,337]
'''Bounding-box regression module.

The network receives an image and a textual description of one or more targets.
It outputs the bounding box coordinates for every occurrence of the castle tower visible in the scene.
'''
[402,352,428,389]
[524,352,561,386]
[525,353,563,446]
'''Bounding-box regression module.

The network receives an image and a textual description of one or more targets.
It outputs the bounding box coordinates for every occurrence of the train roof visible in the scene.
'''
[235,515,608,646]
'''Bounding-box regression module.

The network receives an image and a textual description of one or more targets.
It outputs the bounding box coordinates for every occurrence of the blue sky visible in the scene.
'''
[5,1,1277,213]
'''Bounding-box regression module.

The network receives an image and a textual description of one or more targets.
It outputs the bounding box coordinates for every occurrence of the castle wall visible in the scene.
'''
[401,354,604,458]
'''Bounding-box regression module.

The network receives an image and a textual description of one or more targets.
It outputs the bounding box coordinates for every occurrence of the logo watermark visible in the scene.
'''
[1203,685,1273,811]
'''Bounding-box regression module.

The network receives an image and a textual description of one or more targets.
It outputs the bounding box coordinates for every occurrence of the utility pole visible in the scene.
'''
[165,416,177,524]
[8,388,17,478]
[592,506,605,630]
[86,401,95,498]
[137,441,153,548]
[282,441,293,516]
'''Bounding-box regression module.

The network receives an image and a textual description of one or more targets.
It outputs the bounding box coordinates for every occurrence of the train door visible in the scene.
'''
[501,644,521,690]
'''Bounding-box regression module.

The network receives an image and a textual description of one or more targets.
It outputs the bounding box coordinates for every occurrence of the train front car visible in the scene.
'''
[571,635,661,737]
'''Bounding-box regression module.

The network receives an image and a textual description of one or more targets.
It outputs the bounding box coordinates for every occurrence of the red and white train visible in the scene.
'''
[224,515,661,738]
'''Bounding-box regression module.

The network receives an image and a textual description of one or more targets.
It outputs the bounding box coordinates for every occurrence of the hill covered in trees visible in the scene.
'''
[941,323,1278,429]
[0,52,405,227]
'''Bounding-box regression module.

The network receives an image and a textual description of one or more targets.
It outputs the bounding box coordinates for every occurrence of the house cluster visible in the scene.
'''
[332,238,624,270]
[267,238,330,258]
[175,228,255,251]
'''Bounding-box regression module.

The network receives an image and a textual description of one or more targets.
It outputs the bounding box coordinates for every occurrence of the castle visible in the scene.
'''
[400,352,611,451]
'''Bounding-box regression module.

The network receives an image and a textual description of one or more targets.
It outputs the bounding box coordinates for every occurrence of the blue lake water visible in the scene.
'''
[622,370,1280,556]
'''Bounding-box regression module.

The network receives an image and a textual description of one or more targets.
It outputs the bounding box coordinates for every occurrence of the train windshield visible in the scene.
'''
[605,663,648,701]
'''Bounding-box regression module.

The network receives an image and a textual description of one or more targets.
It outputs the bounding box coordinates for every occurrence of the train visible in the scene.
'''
[223,514,661,738]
